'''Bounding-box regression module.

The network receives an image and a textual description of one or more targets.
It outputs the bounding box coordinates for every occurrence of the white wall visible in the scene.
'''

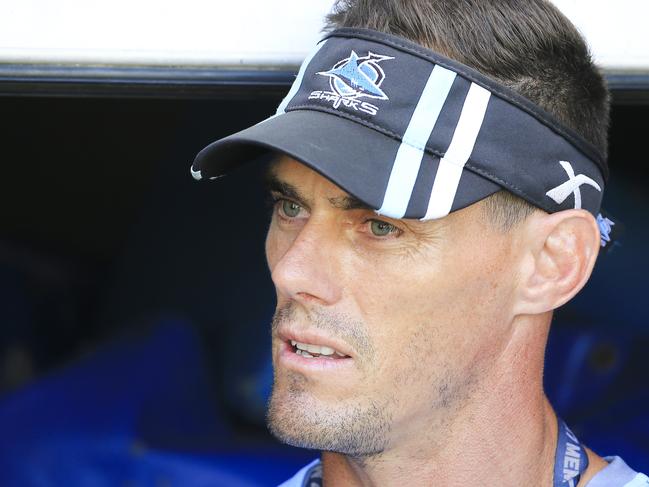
[0,0,334,67]
[0,0,646,72]
[551,0,649,72]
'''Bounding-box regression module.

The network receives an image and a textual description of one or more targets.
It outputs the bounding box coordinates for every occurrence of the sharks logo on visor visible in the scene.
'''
[309,50,394,116]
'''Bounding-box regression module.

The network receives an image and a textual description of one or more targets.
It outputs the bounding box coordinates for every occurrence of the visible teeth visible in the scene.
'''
[292,340,347,358]
[301,351,314,358]
[319,346,335,356]
[306,344,321,354]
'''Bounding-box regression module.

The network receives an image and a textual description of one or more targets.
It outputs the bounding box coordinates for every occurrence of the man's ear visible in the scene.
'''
[513,209,601,315]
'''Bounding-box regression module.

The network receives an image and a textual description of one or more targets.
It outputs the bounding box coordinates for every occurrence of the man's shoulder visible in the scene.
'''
[278,459,322,487]
[587,456,649,487]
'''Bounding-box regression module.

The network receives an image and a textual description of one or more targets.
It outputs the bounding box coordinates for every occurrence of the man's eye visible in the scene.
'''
[280,199,302,218]
[369,219,399,237]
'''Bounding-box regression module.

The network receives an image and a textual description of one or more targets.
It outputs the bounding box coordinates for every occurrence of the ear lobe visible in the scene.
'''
[514,210,600,315]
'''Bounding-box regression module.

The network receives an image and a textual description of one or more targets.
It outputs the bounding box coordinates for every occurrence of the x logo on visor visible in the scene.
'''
[545,160,601,209]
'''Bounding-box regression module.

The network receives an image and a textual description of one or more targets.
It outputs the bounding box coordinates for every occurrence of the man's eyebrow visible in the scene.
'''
[264,168,374,212]
[328,195,375,212]
[264,171,312,208]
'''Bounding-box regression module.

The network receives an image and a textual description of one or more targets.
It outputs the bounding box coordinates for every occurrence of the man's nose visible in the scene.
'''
[270,220,342,306]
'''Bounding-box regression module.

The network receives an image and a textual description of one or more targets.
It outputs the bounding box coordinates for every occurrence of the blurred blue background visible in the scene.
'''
[0,91,646,486]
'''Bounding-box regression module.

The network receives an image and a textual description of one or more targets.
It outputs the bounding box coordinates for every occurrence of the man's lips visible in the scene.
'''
[278,329,354,359]
[277,339,355,372]
[276,328,355,372]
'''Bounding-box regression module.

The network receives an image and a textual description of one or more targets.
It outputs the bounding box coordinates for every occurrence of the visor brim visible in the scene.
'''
[192,110,502,219]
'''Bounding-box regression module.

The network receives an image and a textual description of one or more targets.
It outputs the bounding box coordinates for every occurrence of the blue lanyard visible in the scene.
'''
[554,418,590,487]
[303,417,589,486]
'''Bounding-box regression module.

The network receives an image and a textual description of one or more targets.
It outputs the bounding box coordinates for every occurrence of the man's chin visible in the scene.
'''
[266,386,332,449]
[265,385,391,457]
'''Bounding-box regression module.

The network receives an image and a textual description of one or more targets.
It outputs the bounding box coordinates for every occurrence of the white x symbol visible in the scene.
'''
[545,161,601,209]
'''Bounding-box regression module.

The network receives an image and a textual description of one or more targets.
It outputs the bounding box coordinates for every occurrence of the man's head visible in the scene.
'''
[262,0,607,457]
[190,0,610,458]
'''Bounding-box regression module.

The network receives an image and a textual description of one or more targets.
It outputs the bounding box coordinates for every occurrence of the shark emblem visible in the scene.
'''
[317,51,394,104]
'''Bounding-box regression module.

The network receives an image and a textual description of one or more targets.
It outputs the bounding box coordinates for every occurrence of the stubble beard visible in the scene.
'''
[266,369,394,458]
[265,303,394,459]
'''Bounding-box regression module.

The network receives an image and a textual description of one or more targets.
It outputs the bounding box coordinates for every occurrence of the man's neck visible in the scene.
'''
[322,391,557,486]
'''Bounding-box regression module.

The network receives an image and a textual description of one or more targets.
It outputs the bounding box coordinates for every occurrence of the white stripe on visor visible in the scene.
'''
[377,65,457,218]
[422,83,491,220]
[276,40,328,115]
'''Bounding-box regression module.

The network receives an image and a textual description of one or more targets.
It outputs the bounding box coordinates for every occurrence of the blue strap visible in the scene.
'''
[554,418,590,487]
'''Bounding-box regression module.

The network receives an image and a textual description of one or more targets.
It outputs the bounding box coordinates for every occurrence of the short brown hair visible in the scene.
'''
[325,0,610,230]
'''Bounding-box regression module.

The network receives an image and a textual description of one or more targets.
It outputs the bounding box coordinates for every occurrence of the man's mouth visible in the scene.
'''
[290,340,350,359]
[277,334,355,373]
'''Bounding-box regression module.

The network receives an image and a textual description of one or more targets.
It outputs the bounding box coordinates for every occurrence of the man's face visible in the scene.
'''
[265,155,523,457]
